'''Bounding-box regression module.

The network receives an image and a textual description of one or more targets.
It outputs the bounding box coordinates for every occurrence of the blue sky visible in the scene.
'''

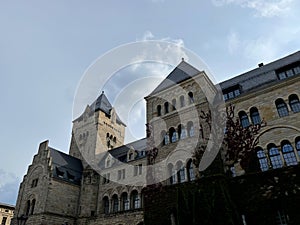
[1,0,300,205]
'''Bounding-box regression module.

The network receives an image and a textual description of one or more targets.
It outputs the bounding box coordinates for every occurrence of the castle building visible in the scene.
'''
[12,51,300,225]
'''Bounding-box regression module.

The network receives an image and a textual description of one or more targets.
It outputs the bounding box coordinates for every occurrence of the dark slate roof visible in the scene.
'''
[149,60,201,95]
[219,51,300,94]
[91,91,112,115]
[99,138,147,168]
[75,91,126,126]
[49,148,83,185]
[109,138,147,160]
[0,202,15,209]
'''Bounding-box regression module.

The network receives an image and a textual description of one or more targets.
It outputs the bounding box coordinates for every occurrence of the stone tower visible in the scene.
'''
[69,91,126,167]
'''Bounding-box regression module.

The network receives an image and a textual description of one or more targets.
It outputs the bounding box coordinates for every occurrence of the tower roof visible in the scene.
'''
[149,60,201,96]
[91,91,113,115]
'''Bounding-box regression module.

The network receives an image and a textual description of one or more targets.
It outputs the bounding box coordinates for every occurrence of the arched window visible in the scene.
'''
[275,98,289,117]
[176,161,185,183]
[164,133,169,145]
[268,144,283,169]
[188,92,194,104]
[157,105,162,116]
[131,190,140,209]
[121,192,129,211]
[187,160,195,181]
[289,94,300,113]
[169,127,177,143]
[103,196,109,214]
[112,194,119,212]
[187,121,195,137]
[113,137,116,143]
[161,131,167,145]
[168,163,174,184]
[180,95,185,107]
[250,107,261,125]
[25,200,30,216]
[295,137,300,157]
[30,199,36,215]
[164,102,169,114]
[239,111,250,128]
[281,140,297,166]
[256,147,268,171]
[172,99,176,111]
[178,124,186,139]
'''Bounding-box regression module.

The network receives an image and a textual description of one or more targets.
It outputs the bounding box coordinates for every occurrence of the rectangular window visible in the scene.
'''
[278,72,286,80]
[1,217,7,225]
[138,164,142,175]
[118,169,125,180]
[31,179,38,188]
[294,66,300,74]
[286,69,294,77]
[134,165,138,176]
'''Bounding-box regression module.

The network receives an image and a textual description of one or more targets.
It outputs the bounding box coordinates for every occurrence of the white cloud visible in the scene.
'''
[212,0,294,17]
[0,169,20,204]
[226,23,300,63]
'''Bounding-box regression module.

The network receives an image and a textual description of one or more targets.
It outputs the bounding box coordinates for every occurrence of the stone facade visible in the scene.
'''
[0,203,14,225]
[12,51,300,225]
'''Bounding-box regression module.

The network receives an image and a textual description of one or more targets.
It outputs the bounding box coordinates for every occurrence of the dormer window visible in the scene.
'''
[127,147,136,161]
[56,167,64,178]
[223,85,241,100]
[276,62,300,80]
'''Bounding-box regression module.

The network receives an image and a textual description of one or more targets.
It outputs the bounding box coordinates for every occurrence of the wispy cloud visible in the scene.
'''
[226,24,300,63]
[212,0,294,17]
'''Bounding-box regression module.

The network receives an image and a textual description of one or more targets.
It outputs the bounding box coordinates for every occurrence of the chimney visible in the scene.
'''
[258,63,264,67]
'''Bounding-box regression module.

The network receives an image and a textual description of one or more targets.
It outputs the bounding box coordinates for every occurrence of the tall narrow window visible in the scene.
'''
[256,147,268,171]
[187,121,195,137]
[30,199,36,215]
[164,102,169,114]
[121,193,129,211]
[275,99,289,117]
[169,127,177,143]
[187,160,195,181]
[168,164,174,184]
[178,124,186,139]
[112,194,119,212]
[172,99,176,110]
[250,107,261,125]
[157,105,161,116]
[103,197,109,214]
[161,131,167,145]
[268,144,283,169]
[25,200,30,216]
[281,140,298,166]
[188,92,194,104]
[296,137,300,157]
[180,95,185,107]
[131,191,140,209]
[176,161,185,183]
[1,217,7,225]
[289,94,300,113]
[239,111,250,128]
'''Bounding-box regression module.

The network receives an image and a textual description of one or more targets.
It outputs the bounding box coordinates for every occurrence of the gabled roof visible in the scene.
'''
[49,148,83,185]
[98,138,147,168]
[149,60,201,96]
